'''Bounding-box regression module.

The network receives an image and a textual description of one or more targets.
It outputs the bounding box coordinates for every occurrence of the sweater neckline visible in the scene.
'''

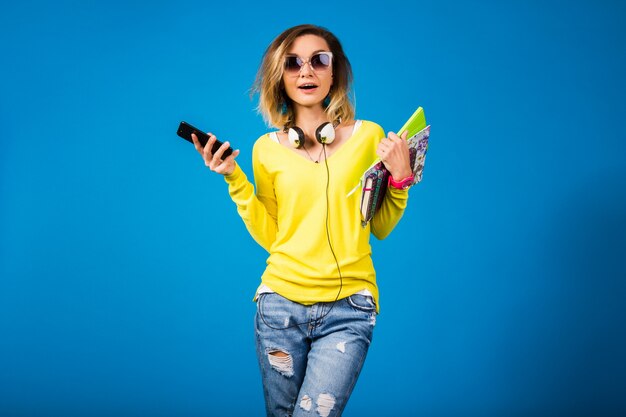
[268,120,364,165]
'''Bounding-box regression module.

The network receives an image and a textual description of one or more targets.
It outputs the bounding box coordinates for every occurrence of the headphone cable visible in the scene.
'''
[258,143,343,330]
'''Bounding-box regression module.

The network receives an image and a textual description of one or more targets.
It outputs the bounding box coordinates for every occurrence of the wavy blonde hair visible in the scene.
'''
[252,24,355,129]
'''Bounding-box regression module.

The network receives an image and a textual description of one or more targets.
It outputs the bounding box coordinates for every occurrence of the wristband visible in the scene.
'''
[388,173,415,190]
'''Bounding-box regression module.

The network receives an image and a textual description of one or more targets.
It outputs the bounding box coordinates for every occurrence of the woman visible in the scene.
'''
[192,24,413,417]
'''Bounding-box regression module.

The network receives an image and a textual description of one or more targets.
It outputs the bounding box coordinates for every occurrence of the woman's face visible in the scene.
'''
[282,34,333,110]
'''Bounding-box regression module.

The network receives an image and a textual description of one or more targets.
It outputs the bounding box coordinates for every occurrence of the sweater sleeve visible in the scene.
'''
[223,142,278,251]
[370,184,409,240]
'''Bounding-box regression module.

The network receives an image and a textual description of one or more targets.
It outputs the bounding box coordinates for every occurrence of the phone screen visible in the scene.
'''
[177,121,233,158]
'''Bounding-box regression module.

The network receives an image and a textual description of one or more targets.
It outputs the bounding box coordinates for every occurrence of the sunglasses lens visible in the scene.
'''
[284,56,302,72]
[284,53,332,73]
[311,53,331,70]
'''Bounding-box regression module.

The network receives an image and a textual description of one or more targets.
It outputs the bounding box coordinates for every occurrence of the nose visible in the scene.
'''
[299,60,314,76]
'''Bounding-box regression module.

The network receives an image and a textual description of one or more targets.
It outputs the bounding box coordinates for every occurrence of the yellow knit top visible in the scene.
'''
[224,120,409,311]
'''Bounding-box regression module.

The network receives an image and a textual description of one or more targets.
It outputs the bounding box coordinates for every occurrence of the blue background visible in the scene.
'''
[1,0,625,416]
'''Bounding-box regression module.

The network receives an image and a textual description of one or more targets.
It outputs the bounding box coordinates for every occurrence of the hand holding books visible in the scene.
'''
[360,107,431,227]
[376,130,412,181]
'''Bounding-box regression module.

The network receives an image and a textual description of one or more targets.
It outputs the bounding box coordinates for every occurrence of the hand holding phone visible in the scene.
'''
[177,121,233,158]
[177,121,239,175]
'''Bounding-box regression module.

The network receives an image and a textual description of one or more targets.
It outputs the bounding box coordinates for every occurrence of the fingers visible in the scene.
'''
[377,133,401,154]
[208,143,241,175]
[377,137,391,161]
[206,139,229,170]
[227,149,241,161]
[377,130,411,174]
[202,134,217,163]
[212,149,241,176]
[387,131,408,142]
[191,132,217,163]
[378,132,405,156]
[191,133,203,153]
[192,131,240,175]
[212,140,231,161]
[222,149,241,169]
[387,131,401,142]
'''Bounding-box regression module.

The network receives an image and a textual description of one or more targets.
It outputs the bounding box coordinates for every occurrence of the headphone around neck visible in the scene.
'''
[284,121,338,149]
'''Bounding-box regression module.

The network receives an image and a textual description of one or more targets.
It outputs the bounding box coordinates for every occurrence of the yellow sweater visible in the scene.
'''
[224,120,408,311]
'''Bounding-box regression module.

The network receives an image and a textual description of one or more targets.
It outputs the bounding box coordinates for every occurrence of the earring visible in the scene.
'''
[280,101,288,115]
[323,94,331,108]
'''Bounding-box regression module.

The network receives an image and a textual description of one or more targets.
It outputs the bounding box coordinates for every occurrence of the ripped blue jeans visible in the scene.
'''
[255,292,377,417]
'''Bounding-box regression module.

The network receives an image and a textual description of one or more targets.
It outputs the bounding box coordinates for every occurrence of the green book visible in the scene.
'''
[397,106,427,139]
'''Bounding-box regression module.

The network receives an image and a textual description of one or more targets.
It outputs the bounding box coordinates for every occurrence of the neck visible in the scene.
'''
[293,105,330,145]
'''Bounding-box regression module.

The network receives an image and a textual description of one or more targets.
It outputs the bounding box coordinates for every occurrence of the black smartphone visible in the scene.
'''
[177,121,233,158]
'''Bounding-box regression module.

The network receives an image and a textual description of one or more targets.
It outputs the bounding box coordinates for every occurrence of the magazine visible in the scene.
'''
[360,107,430,227]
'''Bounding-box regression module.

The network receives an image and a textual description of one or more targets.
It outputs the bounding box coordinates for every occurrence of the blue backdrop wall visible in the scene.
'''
[1,1,625,416]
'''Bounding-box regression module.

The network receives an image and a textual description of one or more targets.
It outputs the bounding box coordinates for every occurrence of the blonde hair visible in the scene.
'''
[252,24,355,129]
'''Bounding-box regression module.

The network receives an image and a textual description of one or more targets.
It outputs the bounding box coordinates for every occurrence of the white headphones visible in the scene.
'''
[286,122,336,149]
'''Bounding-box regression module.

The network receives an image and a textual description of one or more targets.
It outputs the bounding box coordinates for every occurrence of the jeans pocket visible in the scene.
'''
[347,294,377,312]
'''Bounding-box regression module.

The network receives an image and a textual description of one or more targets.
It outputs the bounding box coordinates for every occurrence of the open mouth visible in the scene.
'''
[298,84,318,90]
